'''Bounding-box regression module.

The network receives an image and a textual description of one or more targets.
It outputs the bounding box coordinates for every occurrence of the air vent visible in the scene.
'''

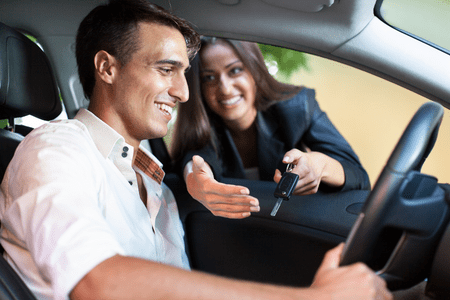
[261,0,337,12]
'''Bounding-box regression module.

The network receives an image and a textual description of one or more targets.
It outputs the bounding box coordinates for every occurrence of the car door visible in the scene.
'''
[166,176,367,287]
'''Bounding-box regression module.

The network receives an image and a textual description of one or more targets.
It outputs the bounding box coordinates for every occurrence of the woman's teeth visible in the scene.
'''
[221,96,241,106]
[155,103,173,115]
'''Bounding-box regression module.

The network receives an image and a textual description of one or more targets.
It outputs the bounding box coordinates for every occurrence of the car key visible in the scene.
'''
[270,163,299,216]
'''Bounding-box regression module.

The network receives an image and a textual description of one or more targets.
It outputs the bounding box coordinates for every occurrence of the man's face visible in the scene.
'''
[110,22,190,145]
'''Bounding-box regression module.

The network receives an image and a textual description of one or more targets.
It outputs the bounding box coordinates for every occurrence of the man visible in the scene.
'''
[0,0,392,299]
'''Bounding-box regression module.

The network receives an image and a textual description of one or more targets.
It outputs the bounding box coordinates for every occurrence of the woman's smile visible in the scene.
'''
[220,95,243,106]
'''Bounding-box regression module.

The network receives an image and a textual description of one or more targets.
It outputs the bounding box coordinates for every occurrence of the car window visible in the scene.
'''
[165,40,450,185]
[283,50,450,186]
[376,0,450,53]
[164,40,450,186]
[233,42,450,186]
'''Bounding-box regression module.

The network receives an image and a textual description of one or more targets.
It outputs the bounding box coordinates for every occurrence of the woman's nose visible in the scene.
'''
[219,75,233,95]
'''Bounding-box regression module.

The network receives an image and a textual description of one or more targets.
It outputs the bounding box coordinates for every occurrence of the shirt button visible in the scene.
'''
[122,146,129,157]
[128,181,133,185]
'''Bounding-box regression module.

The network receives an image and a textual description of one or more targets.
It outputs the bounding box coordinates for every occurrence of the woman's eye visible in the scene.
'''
[201,75,215,83]
[230,67,243,75]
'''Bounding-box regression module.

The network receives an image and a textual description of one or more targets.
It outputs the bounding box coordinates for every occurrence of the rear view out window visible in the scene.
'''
[376,0,450,52]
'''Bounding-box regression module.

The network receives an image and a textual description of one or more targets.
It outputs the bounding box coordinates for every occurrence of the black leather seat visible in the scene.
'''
[0,22,62,180]
[0,22,62,300]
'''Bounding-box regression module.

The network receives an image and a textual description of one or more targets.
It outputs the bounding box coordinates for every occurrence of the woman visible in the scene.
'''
[171,37,370,218]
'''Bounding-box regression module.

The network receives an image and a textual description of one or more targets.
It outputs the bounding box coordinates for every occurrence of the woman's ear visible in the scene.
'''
[94,50,118,85]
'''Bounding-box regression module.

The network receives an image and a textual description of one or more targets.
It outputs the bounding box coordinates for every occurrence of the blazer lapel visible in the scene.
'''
[256,112,285,181]
[222,128,247,179]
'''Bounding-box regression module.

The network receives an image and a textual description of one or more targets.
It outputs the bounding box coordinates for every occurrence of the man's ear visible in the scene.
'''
[94,50,118,85]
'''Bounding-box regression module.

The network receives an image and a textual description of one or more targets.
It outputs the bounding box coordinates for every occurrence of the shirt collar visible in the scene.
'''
[134,147,165,185]
[75,108,123,159]
[74,108,165,185]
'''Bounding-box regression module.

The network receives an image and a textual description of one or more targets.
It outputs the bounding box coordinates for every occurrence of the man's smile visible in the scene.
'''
[155,103,173,116]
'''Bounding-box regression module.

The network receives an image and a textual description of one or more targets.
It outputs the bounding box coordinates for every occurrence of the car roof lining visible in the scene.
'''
[167,0,375,53]
[1,0,449,117]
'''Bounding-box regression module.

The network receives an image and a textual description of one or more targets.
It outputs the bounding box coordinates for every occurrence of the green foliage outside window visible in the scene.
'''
[0,119,8,129]
[24,34,37,43]
[258,44,309,80]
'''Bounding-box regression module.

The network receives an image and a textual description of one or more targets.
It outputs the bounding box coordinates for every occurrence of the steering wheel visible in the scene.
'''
[340,102,449,290]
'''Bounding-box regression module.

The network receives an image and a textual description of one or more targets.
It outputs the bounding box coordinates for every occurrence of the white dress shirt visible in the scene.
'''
[0,109,189,300]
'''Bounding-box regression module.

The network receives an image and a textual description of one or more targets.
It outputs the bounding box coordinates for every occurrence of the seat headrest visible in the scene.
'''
[0,22,62,121]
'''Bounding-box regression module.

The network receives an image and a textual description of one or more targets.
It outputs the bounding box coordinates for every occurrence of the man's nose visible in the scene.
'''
[170,73,189,103]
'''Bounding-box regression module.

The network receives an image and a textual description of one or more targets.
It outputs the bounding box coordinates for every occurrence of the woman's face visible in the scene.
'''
[199,41,257,130]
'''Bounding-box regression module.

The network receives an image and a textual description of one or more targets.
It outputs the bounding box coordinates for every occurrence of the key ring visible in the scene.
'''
[286,163,296,173]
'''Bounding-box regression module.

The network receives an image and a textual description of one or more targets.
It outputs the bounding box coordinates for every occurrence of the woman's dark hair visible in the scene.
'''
[171,37,302,163]
[76,0,200,99]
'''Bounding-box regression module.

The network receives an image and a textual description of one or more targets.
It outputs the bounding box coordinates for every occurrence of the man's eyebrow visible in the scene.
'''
[155,59,186,69]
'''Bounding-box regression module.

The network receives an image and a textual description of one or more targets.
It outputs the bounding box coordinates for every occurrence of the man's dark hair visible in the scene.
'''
[76,0,200,99]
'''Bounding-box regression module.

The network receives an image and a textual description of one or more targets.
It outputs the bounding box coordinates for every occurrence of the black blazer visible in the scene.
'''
[180,88,370,192]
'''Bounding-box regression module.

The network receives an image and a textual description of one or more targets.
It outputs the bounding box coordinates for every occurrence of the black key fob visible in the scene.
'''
[274,172,299,200]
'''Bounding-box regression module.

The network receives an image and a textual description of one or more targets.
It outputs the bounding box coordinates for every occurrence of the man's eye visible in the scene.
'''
[160,68,173,75]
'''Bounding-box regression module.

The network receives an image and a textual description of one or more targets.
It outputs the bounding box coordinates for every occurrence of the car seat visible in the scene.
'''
[0,22,62,300]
